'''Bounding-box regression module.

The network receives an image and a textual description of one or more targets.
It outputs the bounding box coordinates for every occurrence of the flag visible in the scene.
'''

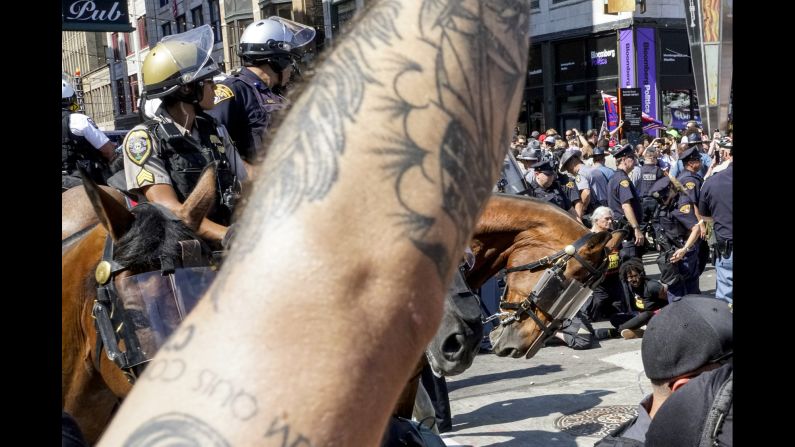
[641,112,666,132]
[602,92,619,132]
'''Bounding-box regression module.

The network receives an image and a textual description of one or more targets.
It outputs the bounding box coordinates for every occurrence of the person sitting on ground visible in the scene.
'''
[609,258,668,339]
[583,206,626,323]
[596,295,732,446]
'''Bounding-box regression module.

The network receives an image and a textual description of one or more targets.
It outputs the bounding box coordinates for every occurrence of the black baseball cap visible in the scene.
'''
[641,296,732,381]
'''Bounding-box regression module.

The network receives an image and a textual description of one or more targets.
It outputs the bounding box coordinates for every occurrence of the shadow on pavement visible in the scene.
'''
[449,389,612,432]
[444,429,579,447]
[448,364,563,392]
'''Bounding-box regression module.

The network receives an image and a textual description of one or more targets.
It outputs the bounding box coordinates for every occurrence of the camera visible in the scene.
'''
[221,186,240,210]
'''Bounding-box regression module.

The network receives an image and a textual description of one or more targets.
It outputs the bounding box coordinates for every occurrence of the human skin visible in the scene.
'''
[98,1,531,446]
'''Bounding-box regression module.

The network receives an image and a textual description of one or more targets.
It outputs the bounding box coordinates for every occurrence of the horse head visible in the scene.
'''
[62,164,219,443]
[470,195,620,359]
[425,268,484,376]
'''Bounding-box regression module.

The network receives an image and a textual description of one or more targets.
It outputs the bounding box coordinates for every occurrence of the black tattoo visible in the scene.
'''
[383,0,531,279]
[240,0,403,239]
[264,417,314,447]
[162,324,195,351]
[142,358,186,382]
[123,412,229,446]
[193,369,259,421]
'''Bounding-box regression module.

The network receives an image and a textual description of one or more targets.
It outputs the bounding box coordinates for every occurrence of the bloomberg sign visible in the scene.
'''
[62,0,134,32]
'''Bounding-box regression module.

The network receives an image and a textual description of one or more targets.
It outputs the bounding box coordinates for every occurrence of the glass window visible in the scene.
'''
[124,33,133,56]
[129,74,139,113]
[159,0,169,7]
[116,79,127,115]
[527,45,542,87]
[555,40,586,82]
[176,14,187,33]
[191,7,203,27]
[111,32,119,60]
[209,0,222,43]
[161,22,172,38]
[587,34,618,79]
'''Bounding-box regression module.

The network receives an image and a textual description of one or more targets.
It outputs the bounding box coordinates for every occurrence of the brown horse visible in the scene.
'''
[62,167,219,443]
[467,193,624,358]
[397,194,623,430]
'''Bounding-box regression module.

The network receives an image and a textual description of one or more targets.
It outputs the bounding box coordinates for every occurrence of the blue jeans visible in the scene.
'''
[715,250,733,303]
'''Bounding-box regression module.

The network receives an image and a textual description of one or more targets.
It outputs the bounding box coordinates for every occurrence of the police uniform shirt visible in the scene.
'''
[68,113,110,149]
[677,169,704,207]
[207,67,286,161]
[527,178,572,211]
[607,169,642,220]
[578,164,610,205]
[698,164,733,241]
[672,191,699,231]
[559,174,582,207]
[122,109,247,196]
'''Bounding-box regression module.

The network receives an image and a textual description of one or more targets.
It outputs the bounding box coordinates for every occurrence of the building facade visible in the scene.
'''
[520,0,699,136]
[62,31,116,129]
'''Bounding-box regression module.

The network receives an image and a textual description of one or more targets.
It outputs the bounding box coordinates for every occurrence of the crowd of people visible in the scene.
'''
[61,4,732,445]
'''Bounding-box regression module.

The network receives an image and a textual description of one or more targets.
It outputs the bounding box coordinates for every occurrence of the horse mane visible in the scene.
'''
[475,193,584,235]
[113,203,207,272]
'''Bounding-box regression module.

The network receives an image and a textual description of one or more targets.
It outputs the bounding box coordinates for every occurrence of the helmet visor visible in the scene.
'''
[267,16,316,50]
[159,24,218,85]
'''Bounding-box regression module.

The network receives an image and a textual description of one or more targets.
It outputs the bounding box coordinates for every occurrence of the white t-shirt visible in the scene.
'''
[69,113,110,150]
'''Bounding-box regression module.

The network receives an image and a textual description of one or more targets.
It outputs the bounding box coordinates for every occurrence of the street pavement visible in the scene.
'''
[441,251,717,447]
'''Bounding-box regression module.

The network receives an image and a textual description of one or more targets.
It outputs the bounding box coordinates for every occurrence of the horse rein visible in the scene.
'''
[483,232,608,341]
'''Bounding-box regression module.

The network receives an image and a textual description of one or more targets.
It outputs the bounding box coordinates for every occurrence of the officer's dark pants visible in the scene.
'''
[585,274,625,321]
[619,236,645,262]
[62,411,89,447]
[667,245,701,298]
[420,364,452,432]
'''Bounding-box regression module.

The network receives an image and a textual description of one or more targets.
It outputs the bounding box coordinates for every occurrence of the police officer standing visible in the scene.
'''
[699,143,733,303]
[559,148,610,223]
[607,144,645,259]
[62,73,117,191]
[122,25,247,245]
[519,159,580,214]
[207,17,315,163]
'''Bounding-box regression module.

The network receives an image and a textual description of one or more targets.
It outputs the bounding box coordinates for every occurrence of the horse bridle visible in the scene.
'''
[483,232,608,343]
[91,210,214,384]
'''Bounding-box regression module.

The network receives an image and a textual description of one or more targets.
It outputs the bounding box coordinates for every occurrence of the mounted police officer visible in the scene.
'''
[607,144,645,260]
[122,25,248,245]
[207,17,315,163]
[519,159,579,213]
[62,73,118,191]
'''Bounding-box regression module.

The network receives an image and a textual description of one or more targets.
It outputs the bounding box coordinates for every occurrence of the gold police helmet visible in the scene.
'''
[142,24,220,98]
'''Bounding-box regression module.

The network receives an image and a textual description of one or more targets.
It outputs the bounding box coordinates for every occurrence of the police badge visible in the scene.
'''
[125,130,152,166]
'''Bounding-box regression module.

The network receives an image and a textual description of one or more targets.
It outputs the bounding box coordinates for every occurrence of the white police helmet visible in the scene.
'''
[62,73,78,110]
[238,17,315,71]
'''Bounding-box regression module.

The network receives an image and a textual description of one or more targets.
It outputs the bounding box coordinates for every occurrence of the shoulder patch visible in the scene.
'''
[575,175,582,183]
[679,203,691,214]
[136,168,155,187]
[213,84,234,104]
[685,181,696,190]
[124,130,152,166]
[566,181,575,188]
[620,179,630,187]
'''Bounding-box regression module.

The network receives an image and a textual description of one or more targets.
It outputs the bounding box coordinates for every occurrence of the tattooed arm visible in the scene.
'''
[99,1,531,446]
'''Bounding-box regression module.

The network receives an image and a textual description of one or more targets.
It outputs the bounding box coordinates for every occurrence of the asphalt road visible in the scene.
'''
[441,252,717,447]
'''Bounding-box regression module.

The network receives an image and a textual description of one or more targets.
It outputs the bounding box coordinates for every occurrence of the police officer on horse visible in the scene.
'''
[121,25,248,245]
[62,73,118,191]
[208,17,315,163]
